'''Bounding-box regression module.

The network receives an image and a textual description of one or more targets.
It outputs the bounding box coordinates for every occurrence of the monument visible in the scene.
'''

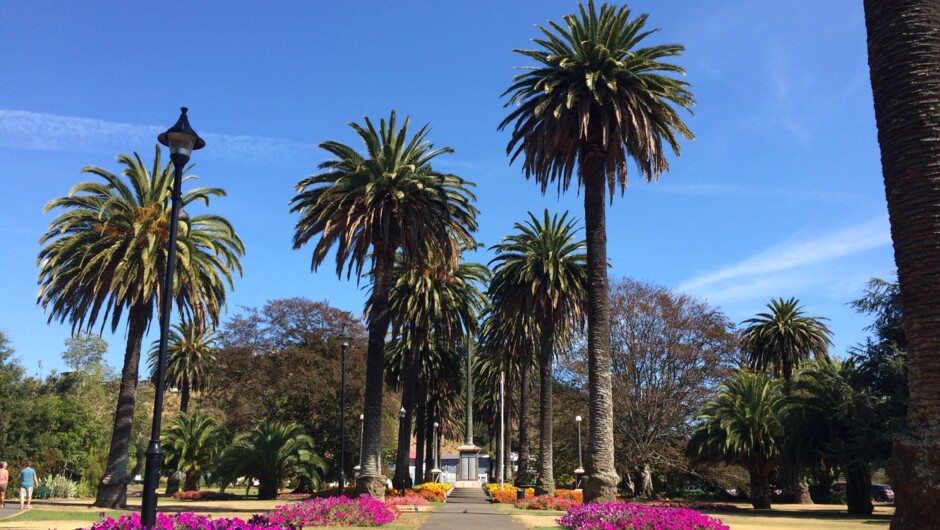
[455,336,481,487]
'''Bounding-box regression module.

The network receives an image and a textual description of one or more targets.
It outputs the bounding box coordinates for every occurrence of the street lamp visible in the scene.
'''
[354,413,364,474]
[142,107,205,529]
[336,325,352,495]
[431,421,441,482]
[574,415,584,489]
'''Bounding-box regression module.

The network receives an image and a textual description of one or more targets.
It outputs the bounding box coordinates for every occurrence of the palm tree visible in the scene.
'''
[500,0,694,503]
[864,3,940,526]
[215,419,326,500]
[291,111,478,498]
[688,371,785,509]
[148,322,219,412]
[784,361,879,515]
[481,298,538,486]
[489,210,586,495]
[383,253,487,490]
[37,147,244,508]
[741,298,833,384]
[162,412,227,492]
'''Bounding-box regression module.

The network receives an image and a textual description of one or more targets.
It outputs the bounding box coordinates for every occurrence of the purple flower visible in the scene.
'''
[557,502,729,530]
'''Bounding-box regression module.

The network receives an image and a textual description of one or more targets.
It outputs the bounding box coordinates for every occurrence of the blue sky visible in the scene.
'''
[1,1,894,376]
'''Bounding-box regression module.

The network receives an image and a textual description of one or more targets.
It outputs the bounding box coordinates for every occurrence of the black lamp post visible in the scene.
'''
[337,325,352,495]
[141,107,205,528]
[574,415,584,489]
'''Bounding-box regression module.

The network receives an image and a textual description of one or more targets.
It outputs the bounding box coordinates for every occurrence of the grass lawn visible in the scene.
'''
[497,502,894,530]
[0,496,435,530]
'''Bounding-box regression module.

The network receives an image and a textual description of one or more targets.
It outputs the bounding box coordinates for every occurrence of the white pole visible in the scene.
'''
[499,370,505,488]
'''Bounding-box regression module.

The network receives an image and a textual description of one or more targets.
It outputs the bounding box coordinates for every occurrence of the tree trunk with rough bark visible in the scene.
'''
[414,387,426,485]
[94,304,148,508]
[640,463,655,499]
[845,462,874,516]
[864,1,940,527]
[515,358,532,486]
[536,327,556,496]
[792,478,813,504]
[393,333,421,491]
[180,375,191,413]
[748,468,771,509]
[581,157,620,503]
[356,246,394,500]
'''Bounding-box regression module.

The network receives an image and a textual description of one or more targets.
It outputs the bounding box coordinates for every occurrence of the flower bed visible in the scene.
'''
[514,495,579,511]
[555,489,583,504]
[309,485,359,498]
[276,492,313,500]
[266,496,400,527]
[485,483,534,503]
[558,503,729,530]
[82,512,288,529]
[385,494,430,506]
[171,490,238,501]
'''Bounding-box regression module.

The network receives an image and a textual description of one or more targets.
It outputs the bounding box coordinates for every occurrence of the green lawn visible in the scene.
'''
[497,502,893,530]
[1,508,129,522]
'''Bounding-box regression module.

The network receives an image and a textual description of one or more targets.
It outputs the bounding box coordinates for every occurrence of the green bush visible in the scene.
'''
[46,474,79,498]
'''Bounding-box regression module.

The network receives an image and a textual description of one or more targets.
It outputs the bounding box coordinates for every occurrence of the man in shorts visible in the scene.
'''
[18,462,37,510]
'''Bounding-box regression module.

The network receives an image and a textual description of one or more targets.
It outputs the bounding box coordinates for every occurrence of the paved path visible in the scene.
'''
[419,487,526,530]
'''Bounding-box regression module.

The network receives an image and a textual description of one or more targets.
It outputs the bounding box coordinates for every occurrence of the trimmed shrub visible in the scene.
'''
[171,490,238,501]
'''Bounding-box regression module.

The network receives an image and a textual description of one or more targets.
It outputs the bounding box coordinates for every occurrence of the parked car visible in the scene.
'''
[871,484,894,503]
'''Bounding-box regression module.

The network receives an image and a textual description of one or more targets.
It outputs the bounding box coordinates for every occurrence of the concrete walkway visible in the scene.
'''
[419,487,525,530]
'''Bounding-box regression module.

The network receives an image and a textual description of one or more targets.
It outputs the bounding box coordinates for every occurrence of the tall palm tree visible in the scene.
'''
[37,147,244,508]
[291,111,478,498]
[864,2,940,527]
[481,298,538,485]
[489,210,586,495]
[688,371,785,509]
[500,0,694,502]
[740,298,833,384]
[215,419,326,500]
[162,412,227,492]
[148,322,219,412]
[383,254,487,490]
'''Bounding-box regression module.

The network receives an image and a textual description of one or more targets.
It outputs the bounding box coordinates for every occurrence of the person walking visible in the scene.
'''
[0,461,8,508]
[18,462,37,510]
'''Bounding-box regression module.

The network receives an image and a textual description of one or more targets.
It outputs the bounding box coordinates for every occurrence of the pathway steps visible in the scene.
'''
[418,486,525,530]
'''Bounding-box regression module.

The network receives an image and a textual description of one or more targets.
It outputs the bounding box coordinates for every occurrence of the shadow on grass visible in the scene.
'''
[702,508,892,523]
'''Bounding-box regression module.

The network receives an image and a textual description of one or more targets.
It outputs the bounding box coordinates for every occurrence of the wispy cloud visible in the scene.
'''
[679,216,892,301]
[0,109,308,162]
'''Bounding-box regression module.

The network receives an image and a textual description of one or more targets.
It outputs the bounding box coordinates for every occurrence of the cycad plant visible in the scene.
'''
[38,147,244,507]
[500,0,694,502]
[215,419,326,500]
[291,111,477,498]
[162,412,227,492]
[688,371,784,509]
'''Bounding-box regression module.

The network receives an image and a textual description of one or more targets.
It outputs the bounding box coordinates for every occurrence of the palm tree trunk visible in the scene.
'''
[582,158,620,503]
[394,337,421,490]
[180,375,190,413]
[504,388,514,482]
[748,467,771,509]
[864,2,940,527]
[425,413,434,482]
[94,303,148,508]
[415,385,426,485]
[536,328,555,496]
[183,470,200,492]
[356,245,395,500]
[845,462,874,516]
[515,356,531,486]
